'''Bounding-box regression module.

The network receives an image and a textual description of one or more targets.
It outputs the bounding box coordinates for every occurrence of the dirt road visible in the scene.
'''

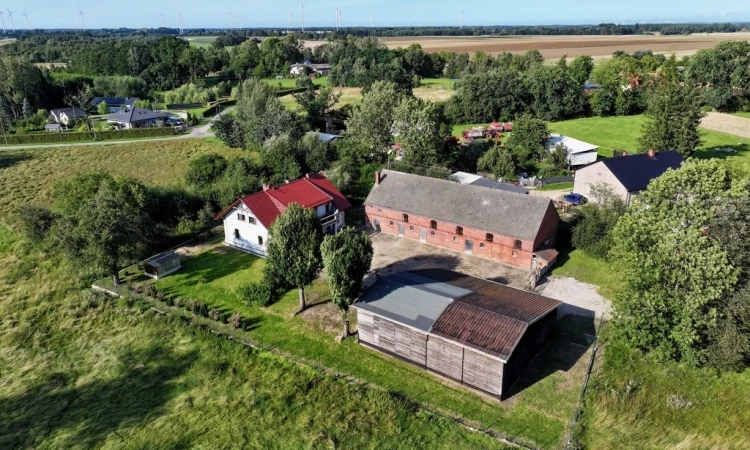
[700,111,750,140]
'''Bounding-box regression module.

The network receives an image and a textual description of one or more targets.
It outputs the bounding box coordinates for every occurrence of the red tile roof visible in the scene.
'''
[214,173,351,228]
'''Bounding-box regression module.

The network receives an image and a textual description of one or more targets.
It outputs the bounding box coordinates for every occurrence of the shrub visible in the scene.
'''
[147,285,157,297]
[156,290,165,301]
[236,281,273,307]
[208,308,221,321]
[187,299,202,313]
[199,304,209,317]
[165,295,174,306]
[230,312,242,329]
[17,206,60,244]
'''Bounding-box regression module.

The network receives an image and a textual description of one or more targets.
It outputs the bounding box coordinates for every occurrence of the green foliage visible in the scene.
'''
[706,284,750,370]
[345,80,403,155]
[506,114,550,165]
[0,127,175,146]
[527,64,586,121]
[300,133,334,173]
[568,55,594,85]
[184,153,228,187]
[263,204,323,310]
[571,186,625,258]
[639,80,704,157]
[476,145,516,180]
[320,228,374,335]
[236,281,273,307]
[293,77,339,124]
[393,97,445,166]
[261,134,302,185]
[163,83,223,106]
[97,101,109,115]
[211,114,245,149]
[17,205,60,244]
[611,159,746,366]
[93,75,148,98]
[235,78,302,148]
[686,41,750,111]
[445,69,529,124]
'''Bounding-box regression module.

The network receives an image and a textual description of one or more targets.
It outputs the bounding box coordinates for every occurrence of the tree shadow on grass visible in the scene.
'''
[0,342,198,449]
[0,152,31,171]
[176,247,261,286]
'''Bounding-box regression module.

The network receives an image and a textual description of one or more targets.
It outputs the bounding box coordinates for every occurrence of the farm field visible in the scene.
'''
[0,38,16,46]
[185,36,218,48]
[381,33,750,60]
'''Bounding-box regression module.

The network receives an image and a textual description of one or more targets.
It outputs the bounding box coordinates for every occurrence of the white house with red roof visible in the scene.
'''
[214,173,352,256]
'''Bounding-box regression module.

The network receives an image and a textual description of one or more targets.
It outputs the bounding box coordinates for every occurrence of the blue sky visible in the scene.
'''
[5,0,750,29]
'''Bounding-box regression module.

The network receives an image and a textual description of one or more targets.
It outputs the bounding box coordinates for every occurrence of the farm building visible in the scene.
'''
[144,252,181,279]
[214,173,351,257]
[365,170,559,271]
[290,62,331,76]
[353,268,561,398]
[451,171,529,194]
[573,150,683,206]
[547,134,599,167]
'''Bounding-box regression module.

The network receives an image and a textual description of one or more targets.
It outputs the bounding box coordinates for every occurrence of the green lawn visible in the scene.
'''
[539,181,574,191]
[185,36,217,48]
[261,76,329,90]
[420,78,457,89]
[111,242,596,449]
[732,111,750,119]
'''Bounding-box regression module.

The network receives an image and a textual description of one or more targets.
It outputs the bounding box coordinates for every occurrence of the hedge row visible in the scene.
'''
[275,86,319,97]
[1,127,177,146]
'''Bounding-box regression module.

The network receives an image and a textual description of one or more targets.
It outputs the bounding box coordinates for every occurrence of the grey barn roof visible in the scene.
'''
[365,170,554,242]
[104,107,168,124]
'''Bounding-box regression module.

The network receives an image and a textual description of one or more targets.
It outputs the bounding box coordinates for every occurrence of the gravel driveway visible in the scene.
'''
[700,111,750,139]
[536,275,611,320]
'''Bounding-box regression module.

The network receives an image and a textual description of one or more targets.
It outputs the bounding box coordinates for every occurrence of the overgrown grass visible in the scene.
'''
[0,228,510,449]
[0,139,245,224]
[578,336,750,449]
[261,76,329,89]
[420,78,457,89]
[539,181,574,191]
[115,243,593,448]
[185,36,217,48]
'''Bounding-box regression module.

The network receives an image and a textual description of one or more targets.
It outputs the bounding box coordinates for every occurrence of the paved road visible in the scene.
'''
[0,108,234,151]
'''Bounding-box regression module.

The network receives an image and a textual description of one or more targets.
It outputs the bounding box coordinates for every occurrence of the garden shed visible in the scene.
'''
[144,252,182,279]
[353,268,561,399]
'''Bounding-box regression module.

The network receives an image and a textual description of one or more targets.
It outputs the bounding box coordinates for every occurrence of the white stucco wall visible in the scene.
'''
[222,204,269,256]
[573,163,631,205]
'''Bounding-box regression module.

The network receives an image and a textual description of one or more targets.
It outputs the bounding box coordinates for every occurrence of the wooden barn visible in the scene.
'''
[352,268,561,398]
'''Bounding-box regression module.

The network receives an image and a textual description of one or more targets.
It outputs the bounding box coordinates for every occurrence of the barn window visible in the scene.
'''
[409,225,414,231]
[456,226,463,236]
[431,231,435,236]
[237,213,245,221]
[402,214,409,223]
[389,220,394,226]
[248,217,256,225]
[234,229,241,239]
[514,239,522,249]
[486,233,493,242]
[480,243,485,249]
[430,220,437,229]
[453,236,457,242]
[258,236,264,245]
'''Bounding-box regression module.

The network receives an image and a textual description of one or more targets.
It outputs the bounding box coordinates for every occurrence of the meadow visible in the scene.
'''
[185,36,218,48]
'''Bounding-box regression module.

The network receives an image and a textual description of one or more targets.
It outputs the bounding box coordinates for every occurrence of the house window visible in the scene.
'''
[409,225,414,231]
[480,243,485,249]
[456,226,463,236]
[258,236,264,245]
[486,233,493,242]
[389,220,394,226]
[402,214,409,223]
[431,231,435,236]
[378,208,382,212]
[234,229,241,239]
[430,220,437,229]
[237,213,245,221]
[514,239,522,249]
[248,217,256,225]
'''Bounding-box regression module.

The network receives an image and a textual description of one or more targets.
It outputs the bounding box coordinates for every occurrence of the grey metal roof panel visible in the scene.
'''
[599,151,683,192]
[469,178,530,194]
[365,170,553,241]
[104,107,168,123]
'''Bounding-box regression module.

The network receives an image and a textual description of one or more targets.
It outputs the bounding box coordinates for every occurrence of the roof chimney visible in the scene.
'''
[648,149,656,158]
[305,173,312,179]
[375,171,381,186]
[263,184,274,191]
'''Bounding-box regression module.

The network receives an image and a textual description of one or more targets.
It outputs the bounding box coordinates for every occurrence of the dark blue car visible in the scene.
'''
[563,193,587,205]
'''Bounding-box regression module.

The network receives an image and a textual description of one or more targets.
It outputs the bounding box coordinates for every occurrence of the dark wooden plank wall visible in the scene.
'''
[462,349,504,396]
[426,336,464,380]
[358,311,375,344]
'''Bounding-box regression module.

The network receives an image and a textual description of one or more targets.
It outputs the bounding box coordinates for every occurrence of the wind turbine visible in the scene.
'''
[78,7,84,32]
[338,8,341,29]
[161,13,165,28]
[238,13,242,30]
[178,12,183,35]
[22,10,28,30]
[0,11,5,34]
[370,11,373,28]
[6,8,14,32]
[334,7,339,31]
[300,4,304,32]
[459,9,463,28]
[229,13,233,30]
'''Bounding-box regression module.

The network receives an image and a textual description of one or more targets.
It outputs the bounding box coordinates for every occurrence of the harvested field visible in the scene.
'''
[382,33,750,60]
[700,111,750,140]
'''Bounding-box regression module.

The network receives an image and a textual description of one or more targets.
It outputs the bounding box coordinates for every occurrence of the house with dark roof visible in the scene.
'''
[103,107,169,129]
[353,268,561,398]
[90,97,138,113]
[365,170,560,271]
[573,150,684,205]
[48,107,87,125]
[214,173,352,256]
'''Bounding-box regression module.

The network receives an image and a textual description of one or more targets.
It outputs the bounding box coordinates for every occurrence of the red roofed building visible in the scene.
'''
[214,173,352,256]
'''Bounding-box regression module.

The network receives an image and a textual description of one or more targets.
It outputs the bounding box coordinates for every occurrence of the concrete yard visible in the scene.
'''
[368,232,533,289]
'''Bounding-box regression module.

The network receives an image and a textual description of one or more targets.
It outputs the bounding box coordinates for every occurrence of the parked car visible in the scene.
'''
[563,193,587,205]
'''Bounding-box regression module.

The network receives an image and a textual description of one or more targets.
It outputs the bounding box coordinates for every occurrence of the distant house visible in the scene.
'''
[573,150,684,205]
[214,173,352,257]
[353,268,561,398]
[547,134,599,167]
[365,170,560,272]
[307,131,341,143]
[90,97,138,113]
[290,62,331,76]
[48,107,86,125]
[103,107,169,129]
[451,171,529,195]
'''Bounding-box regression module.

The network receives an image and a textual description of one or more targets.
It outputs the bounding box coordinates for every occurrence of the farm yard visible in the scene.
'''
[381,33,750,60]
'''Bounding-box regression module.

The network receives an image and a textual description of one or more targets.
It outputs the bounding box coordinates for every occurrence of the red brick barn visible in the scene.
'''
[365,170,560,271]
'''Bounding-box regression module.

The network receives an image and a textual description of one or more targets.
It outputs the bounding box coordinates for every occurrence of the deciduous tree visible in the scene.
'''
[320,228,373,337]
[345,80,403,155]
[392,97,445,166]
[476,145,516,180]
